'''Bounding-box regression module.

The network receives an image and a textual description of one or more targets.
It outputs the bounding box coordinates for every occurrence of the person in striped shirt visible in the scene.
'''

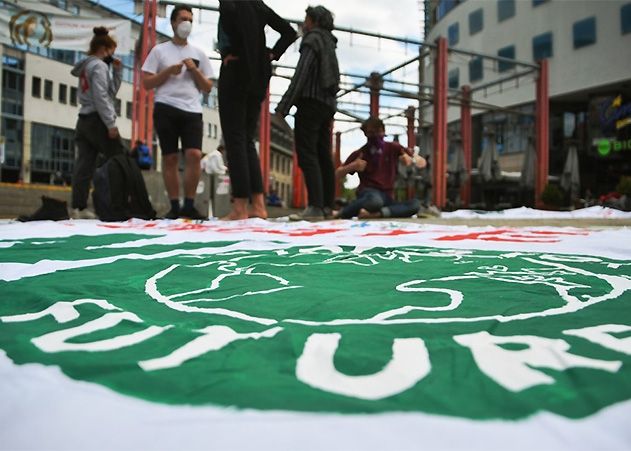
[275,6,340,221]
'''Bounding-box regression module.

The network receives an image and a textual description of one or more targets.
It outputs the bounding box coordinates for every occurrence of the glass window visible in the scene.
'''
[469,9,483,35]
[71,4,80,15]
[58,83,67,104]
[469,56,483,82]
[70,87,78,106]
[448,22,459,46]
[497,45,515,72]
[114,98,121,116]
[532,32,553,60]
[44,80,53,100]
[533,0,548,6]
[126,101,132,119]
[621,3,631,34]
[497,0,515,22]
[573,17,596,48]
[32,76,41,98]
[448,68,459,89]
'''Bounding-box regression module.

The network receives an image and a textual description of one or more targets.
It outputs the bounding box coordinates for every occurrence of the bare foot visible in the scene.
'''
[220,198,249,221]
[220,210,248,221]
[358,208,382,219]
[248,209,268,219]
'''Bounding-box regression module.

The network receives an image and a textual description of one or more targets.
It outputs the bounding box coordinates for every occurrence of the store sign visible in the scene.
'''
[596,138,631,156]
[599,95,631,135]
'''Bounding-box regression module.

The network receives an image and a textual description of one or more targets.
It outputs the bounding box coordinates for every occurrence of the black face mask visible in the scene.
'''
[102,55,114,65]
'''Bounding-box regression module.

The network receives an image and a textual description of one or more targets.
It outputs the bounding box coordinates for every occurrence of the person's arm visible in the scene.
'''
[182,58,213,93]
[335,151,366,179]
[264,4,297,61]
[111,59,123,94]
[90,63,119,138]
[275,47,316,117]
[141,47,183,90]
[142,64,183,90]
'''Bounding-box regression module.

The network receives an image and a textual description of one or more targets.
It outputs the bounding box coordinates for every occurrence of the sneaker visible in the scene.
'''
[18,196,70,222]
[289,206,325,221]
[163,208,180,220]
[322,206,334,219]
[70,207,97,220]
[180,206,207,220]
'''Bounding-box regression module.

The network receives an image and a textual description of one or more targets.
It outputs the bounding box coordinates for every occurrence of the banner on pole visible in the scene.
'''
[0,4,132,54]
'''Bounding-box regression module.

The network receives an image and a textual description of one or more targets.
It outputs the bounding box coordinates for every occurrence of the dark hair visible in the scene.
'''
[88,26,117,55]
[171,4,193,22]
[306,5,334,31]
[361,117,385,133]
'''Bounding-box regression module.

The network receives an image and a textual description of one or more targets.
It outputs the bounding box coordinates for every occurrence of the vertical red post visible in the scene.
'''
[535,59,549,208]
[460,85,472,207]
[259,88,271,193]
[133,0,157,153]
[335,131,342,198]
[368,72,383,118]
[432,36,448,208]
[292,151,306,208]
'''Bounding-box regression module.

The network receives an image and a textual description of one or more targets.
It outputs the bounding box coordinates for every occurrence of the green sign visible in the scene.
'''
[597,138,631,156]
[1,234,630,419]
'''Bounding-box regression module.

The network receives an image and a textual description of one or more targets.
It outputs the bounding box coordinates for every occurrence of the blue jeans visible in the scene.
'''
[340,188,421,219]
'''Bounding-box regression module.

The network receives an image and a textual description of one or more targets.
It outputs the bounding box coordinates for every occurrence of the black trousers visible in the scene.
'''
[218,61,265,199]
[294,99,336,209]
[72,113,124,209]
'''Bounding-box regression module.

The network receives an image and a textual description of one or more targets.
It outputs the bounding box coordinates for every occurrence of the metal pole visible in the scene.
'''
[292,151,306,208]
[133,0,156,153]
[335,131,342,198]
[432,37,448,208]
[369,72,383,118]
[535,59,549,208]
[259,88,271,193]
[405,106,416,149]
[460,85,472,207]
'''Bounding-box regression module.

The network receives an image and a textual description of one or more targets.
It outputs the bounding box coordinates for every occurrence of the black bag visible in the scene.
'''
[92,154,156,221]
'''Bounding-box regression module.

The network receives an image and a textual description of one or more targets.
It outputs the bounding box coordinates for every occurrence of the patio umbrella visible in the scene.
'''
[448,140,467,187]
[520,137,536,189]
[478,136,501,182]
[560,145,580,200]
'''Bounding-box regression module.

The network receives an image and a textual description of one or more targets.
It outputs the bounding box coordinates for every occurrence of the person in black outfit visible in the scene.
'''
[275,6,340,221]
[218,0,296,220]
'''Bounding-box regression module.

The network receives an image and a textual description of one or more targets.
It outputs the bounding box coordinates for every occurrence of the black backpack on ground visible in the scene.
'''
[92,153,156,222]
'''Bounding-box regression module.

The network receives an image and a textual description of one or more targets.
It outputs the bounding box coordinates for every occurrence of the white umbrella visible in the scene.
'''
[448,140,467,187]
[560,145,580,200]
[520,137,536,189]
[478,135,501,182]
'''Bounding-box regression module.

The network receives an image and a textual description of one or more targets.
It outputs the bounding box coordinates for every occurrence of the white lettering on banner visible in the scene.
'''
[296,333,430,400]
[31,312,171,353]
[564,324,631,355]
[139,325,283,371]
[453,331,622,392]
[0,299,120,324]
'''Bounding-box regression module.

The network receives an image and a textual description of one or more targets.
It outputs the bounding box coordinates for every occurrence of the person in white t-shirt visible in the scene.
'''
[142,4,213,220]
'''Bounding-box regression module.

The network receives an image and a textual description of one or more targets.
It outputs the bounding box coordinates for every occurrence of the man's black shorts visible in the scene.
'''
[153,102,203,155]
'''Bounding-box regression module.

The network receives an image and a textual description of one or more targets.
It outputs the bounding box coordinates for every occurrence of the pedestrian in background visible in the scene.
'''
[335,117,426,219]
[218,0,296,220]
[142,4,214,220]
[275,6,340,221]
[70,26,123,220]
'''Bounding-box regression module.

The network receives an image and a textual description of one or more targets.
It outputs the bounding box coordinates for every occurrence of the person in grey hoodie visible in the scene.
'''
[70,26,123,219]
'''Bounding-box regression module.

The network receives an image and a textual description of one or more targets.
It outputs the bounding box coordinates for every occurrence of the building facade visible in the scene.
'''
[423,0,631,200]
[0,0,222,186]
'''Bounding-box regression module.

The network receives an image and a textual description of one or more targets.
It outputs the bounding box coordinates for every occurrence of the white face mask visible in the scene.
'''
[176,21,192,39]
